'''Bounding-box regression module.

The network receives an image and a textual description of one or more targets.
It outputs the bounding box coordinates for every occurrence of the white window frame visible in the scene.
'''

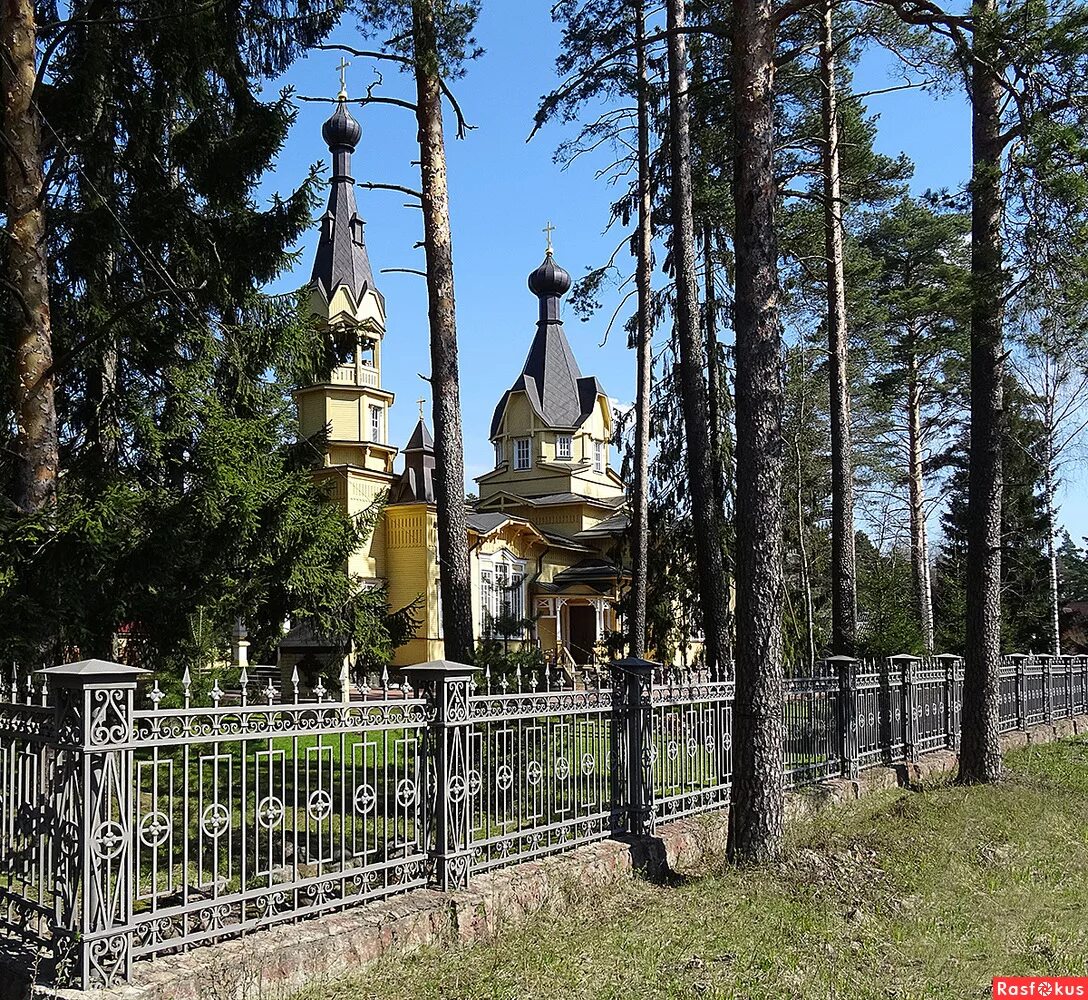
[556,434,572,460]
[594,440,605,473]
[369,404,382,443]
[480,549,528,637]
[514,437,531,471]
[494,440,504,467]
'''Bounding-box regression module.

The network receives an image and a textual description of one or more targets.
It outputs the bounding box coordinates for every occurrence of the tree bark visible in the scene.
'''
[906,347,935,655]
[665,0,730,676]
[728,0,785,862]
[820,0,857,656]
[1043,402,1060,655]
[412,0,474,663]
[794,349,816,672]
[959,0,1005,784]
[628,0,653,659]
[703,225,727,520]
[2,0,59,513]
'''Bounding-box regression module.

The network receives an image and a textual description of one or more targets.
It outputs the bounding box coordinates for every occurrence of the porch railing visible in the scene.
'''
[3,652,1088,988]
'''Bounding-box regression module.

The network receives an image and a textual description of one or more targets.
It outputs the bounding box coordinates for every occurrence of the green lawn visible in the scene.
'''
[305,739,1088,1000]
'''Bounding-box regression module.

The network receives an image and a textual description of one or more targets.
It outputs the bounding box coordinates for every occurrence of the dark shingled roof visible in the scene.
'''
[551,557,628,592]
[490,252,605,437]
[389,419,435,504]
[465,512,511,535]
[310,97,378,305]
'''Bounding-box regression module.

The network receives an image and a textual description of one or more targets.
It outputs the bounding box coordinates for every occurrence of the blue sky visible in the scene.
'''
[261,4,1088,542]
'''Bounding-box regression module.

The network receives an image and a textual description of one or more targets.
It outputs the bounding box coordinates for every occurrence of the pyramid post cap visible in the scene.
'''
[39,660,151,684]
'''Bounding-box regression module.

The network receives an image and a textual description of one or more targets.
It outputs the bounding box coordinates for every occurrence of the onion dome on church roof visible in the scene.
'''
[310,91,377,305]
[489,244,606,437]
[321,98,362,149]
[527,250,571,299]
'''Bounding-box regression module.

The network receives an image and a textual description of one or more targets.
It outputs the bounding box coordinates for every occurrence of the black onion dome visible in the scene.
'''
[528,252,572,299]
[322,98,362,149]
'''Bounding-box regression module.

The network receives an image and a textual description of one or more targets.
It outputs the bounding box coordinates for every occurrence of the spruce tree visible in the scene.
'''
[1,1,418,673]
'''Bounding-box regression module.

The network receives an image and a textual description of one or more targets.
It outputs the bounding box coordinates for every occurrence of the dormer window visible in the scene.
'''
[594,441,605,473]
[494,440,503,467]
[350,216,366,246]
[557,434,572,460]
[515,437,531,471]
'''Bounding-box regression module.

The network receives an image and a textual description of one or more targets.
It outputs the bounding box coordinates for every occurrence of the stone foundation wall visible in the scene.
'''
[7,715,1087,1000]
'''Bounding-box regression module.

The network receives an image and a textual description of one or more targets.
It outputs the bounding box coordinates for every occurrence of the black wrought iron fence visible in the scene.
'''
[3,652,1088,989]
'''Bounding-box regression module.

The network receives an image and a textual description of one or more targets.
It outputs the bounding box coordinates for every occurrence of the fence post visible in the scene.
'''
[1065,656,1074,719]
[41,659,148,989]
[610,657,657,838]
[890,655,920,763]
[827,656,858,779]
[403,659,475,893]
[934,653,959,750]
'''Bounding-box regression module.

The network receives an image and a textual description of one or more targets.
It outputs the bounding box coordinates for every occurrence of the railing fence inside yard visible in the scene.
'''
[2,652,1086,988]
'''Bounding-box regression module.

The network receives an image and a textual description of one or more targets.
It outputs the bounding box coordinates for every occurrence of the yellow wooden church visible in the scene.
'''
[281,94,629,673]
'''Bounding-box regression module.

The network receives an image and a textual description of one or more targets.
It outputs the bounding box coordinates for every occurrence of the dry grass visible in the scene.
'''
[305,739,1088,1000]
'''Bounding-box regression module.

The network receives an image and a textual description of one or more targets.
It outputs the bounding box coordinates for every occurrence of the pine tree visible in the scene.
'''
[345,0,481,663]
[856,195,971,654]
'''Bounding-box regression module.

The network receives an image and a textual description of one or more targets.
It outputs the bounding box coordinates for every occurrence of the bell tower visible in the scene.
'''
[295,85,396,580]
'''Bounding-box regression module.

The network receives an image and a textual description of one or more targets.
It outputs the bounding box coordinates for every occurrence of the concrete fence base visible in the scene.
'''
[6,714,1087,1000]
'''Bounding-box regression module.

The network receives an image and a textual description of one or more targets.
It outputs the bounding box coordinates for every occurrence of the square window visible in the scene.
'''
[557,435,572,460]
[515,437,531,471]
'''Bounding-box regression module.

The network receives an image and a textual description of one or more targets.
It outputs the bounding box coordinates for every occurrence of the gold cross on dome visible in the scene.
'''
[336,57,349,99]
[417,396,426,421]
[543,221,556,254]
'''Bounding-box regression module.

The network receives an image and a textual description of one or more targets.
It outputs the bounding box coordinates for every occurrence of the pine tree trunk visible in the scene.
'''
[728,0,785,863]
[412,0,474,663]
[629,0,653,659]
[820,0,857,656]
[703,226,727,520]
[665,0,730,675]
[959,0,1005,784]
[2,0,59,513]
[1044,419,1060,655]
[794,351,816,671]
[907,348,935,655]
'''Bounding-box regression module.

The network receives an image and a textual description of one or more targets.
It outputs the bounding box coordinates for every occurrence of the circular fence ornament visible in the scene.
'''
[468,768,482,796]
[396,778,417,807]
[138,811,171,848]
[687,737,698,758]
[555,756,571,781]
[353,784,376,814]
[448,774,468,803]
[581,752,595,776]
[92,820,127,860]
[526,760,543,787]
[200,803,230,840]
[307,789,333,822]
[497,764,514,791]
[257,796,285,829]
